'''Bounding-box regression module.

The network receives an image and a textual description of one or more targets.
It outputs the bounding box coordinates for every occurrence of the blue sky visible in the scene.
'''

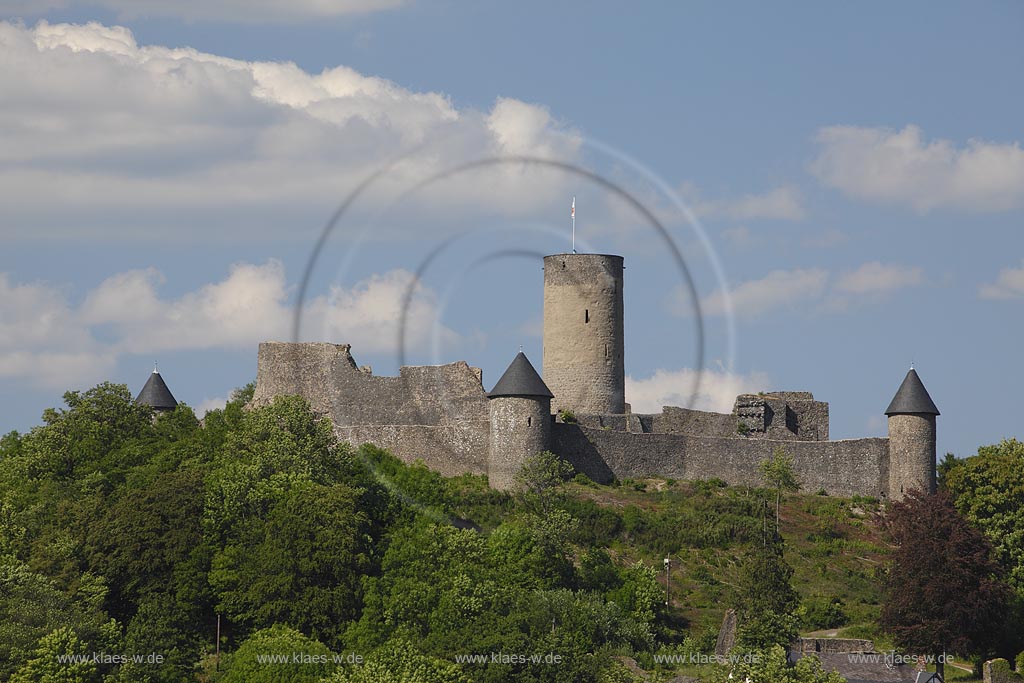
[1,1,1022,459]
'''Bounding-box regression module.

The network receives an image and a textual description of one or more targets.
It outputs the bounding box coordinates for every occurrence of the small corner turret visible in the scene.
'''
[487,351,553,490]
[135,364,178,414]
[886,367,939,500]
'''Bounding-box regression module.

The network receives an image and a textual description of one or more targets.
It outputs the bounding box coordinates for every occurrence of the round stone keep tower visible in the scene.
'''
[543,253,625,415]
[487,352,553,491]
[885,367,939,500]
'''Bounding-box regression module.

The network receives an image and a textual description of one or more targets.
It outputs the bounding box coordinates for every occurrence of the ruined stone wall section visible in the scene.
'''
[253,341,491,477]
[252,341,488,427]
[642,406,738,437]
[553,424,891,498]
[733,394,829,441]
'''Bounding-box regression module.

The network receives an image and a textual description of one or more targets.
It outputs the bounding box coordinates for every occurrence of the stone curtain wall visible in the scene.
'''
[252,341,892,497]
[640,406,738,438]
[553,424,891,498]
[336,423,489,477]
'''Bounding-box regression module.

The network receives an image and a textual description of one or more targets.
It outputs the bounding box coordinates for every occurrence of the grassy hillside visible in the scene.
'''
[442,472,890,649]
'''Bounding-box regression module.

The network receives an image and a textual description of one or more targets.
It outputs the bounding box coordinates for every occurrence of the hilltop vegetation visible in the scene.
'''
[0,383,1021,682]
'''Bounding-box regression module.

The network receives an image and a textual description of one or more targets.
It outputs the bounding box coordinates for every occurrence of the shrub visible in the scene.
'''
[802,596,849,630]
[572,472,595,486]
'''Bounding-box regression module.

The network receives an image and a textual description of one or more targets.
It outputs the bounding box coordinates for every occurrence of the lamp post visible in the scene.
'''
[664,556,671,606]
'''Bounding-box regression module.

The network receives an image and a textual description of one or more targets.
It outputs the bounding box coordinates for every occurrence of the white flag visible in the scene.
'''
[571,197,575,218]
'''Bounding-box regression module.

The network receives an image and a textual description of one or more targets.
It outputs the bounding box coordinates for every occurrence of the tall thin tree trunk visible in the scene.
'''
[776,487,781,533]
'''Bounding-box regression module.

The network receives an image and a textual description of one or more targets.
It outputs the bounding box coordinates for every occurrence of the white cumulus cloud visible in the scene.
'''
[0,263,457,388]
[626,366,771,414]
[810,124,1024,212]
[0,20,580,242]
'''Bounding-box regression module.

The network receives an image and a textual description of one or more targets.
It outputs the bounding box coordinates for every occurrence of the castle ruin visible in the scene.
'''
[250,252,938,499]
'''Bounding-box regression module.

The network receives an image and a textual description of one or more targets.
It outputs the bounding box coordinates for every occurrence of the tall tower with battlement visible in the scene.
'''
[886,367,939,500]
[542,253,625,415]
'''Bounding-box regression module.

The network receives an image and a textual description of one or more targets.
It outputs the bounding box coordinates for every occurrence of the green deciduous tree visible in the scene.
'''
[759,447,801,534]
[9,626,99,683]
[327,638,469,683]
[945,439,1024,596]
[83,467,207,620]
[219,624,335,683]
[209,480,372,647]
[202,395,353,544]
[515,450,574,515]
[0,560,117,679]
[736,535,800,649]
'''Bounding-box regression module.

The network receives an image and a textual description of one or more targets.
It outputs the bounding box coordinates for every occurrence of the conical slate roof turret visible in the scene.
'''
[136,366,178,411]
[885,368,939,416]
[488,352,553,399]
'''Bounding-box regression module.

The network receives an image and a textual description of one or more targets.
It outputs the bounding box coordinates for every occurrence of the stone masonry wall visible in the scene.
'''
[488,396,552,490]
[543,254,625,415]
[641,406,738,438]
[553,424,891,498]
[252,341,490,476]
[336,423,488,477]
[887,413,937,500]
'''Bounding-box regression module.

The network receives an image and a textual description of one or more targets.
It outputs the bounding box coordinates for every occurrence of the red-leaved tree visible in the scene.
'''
[880,490,1008,679]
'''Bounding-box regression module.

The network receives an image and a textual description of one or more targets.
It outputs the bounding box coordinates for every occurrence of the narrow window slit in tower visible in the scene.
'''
[605,343,608,358]
[585,309,589,324]
[527,417,532,427]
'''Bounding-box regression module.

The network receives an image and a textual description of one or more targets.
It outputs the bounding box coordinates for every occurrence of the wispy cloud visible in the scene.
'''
[677,261,925,320]
[681,183,806,221]
[979,260,1024,300]
[835,261,923,295]
[698,268,829,318]
[0,0,405,23]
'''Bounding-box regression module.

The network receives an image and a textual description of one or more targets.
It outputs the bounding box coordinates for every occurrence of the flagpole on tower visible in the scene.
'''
[571,196,576,254]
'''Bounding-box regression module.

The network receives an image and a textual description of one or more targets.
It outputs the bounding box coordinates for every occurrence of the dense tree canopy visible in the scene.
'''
[2,380,1019,681]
